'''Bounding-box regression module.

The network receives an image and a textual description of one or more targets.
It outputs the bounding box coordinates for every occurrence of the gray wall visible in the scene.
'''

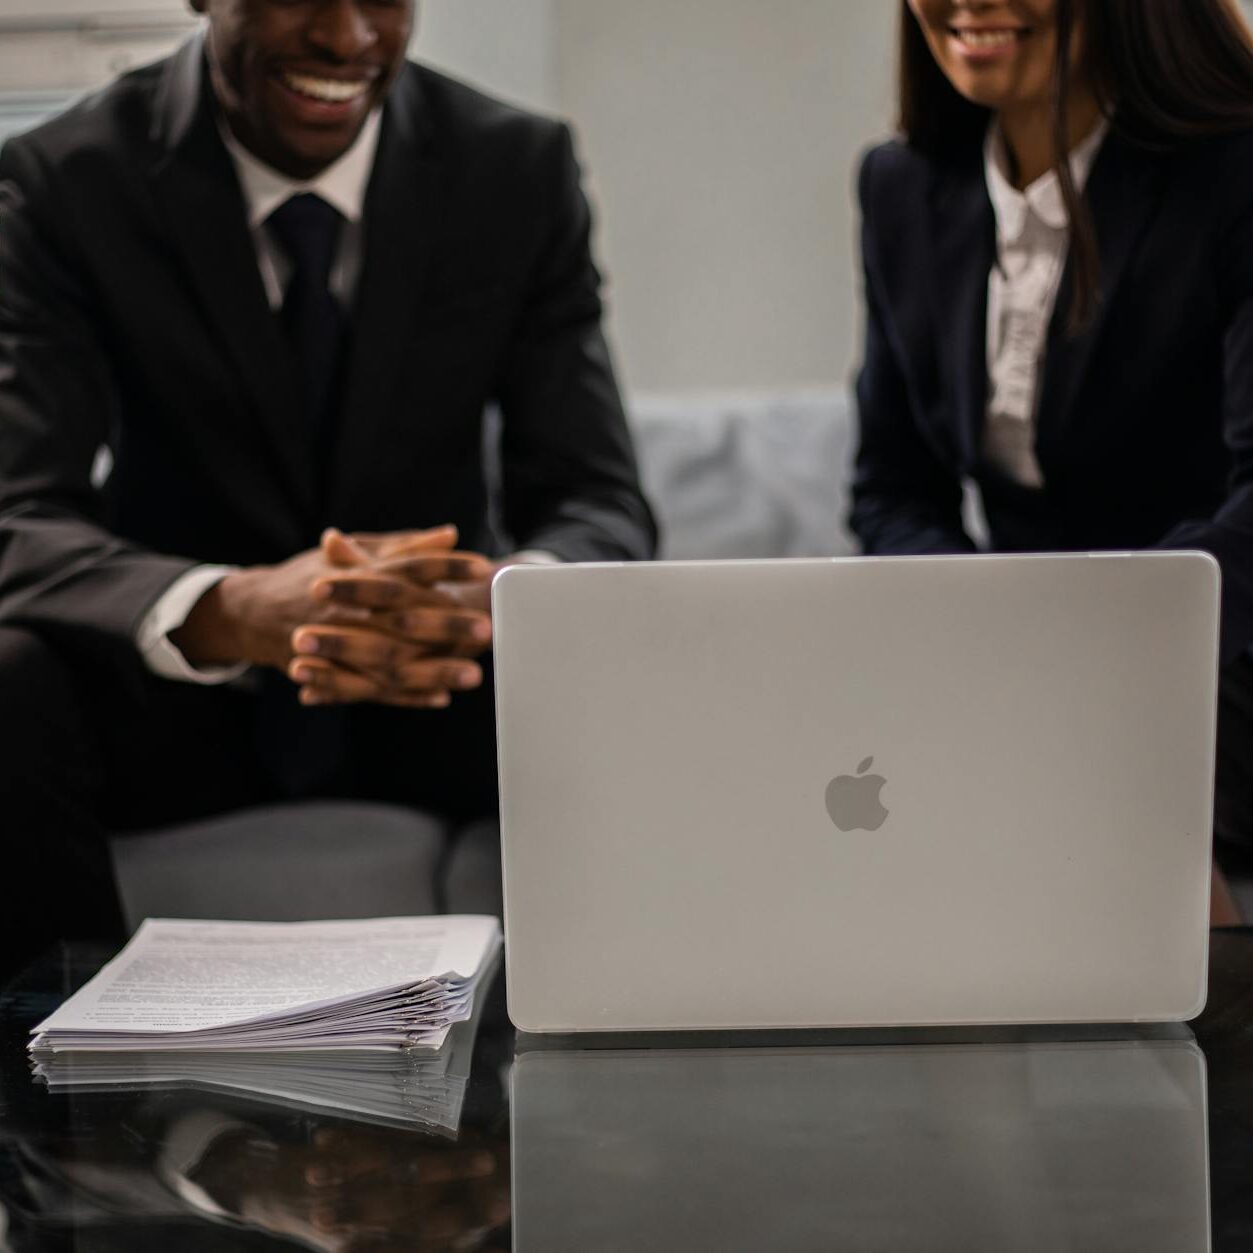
[0,0,896,394]
[418,0,558,114]
[554,0,896,395]
[0,1,557,108]
[0,3,193,96]
[8,1,1253,394]
[434,0,1253,394]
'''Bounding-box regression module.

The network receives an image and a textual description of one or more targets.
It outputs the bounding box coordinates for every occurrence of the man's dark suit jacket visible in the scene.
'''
[0,37,656,676]
[852,128,1253,667]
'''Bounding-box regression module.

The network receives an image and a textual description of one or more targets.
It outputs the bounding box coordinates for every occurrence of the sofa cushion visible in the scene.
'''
[629,387,856,560]
[109,802,446,932]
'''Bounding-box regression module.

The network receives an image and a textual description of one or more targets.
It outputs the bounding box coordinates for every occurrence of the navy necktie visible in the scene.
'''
[266,193,346,459]
[259,194,349,797]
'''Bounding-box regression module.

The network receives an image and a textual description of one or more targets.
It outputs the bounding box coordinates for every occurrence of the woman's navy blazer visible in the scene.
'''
[851,127,1253,666]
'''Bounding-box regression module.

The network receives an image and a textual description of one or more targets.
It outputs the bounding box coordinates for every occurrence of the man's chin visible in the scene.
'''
[254,77,378,176]
[258,121,368,179]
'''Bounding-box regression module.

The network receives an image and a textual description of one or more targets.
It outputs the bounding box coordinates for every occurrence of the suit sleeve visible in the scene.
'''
[1157,175,1253,667]
[494,123,658,564]
[0,138,195,669]
[849,149,975,556]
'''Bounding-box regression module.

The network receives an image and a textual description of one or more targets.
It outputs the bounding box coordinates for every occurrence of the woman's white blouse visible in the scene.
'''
[983,120,1109,487]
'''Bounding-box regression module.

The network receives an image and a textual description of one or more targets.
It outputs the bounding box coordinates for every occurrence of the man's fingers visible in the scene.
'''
[389,656,482,692]
[298,610,490,658]
[374,524,460,559]
[312,574,462,611]
[288,657,378,705]
[293,626,416,672]
[374,552,495,586]
[292,626,487,680]
[339,524,460,560]
[320,527,372,569]
[394,606,492,647]
[287,653,478,704]
[311,556,492,609]
[289,662,452,710]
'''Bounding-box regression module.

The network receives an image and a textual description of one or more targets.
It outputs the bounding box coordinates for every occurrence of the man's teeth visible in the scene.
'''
[282,72,368,103]
[954,29,1020,48]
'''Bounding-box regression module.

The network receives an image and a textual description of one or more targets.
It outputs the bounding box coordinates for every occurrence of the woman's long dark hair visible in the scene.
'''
[899,0,1253,327]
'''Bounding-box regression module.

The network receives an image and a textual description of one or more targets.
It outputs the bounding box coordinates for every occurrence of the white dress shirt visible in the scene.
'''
[136,114,381,683]
[983,119,1108,488]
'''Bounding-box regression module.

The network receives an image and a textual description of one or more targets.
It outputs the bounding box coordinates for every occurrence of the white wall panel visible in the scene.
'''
[555,0,896,393]
[416,0,557,114]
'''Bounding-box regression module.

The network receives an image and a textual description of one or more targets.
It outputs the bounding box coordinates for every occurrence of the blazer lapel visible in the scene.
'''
[148,39,315,524]
[927,157,997,471]
[327,68,441,522]
[1035,133,1169,460]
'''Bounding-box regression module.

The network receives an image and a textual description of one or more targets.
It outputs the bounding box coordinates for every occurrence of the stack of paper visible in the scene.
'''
[28,916,501,1055]
[30,959,495,1133]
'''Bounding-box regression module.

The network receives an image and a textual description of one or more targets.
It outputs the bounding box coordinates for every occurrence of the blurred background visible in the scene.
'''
[0,0,899,394]
[5,1,1252,556]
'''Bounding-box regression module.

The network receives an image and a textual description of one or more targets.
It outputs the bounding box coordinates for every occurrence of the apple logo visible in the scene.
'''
[825,756,889,832]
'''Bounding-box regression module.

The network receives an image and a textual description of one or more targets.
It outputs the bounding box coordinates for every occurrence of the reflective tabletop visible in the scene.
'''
[3,932,1253,1251]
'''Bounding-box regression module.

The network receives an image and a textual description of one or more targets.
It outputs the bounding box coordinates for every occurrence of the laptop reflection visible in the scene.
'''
[512,1038,1208,1253]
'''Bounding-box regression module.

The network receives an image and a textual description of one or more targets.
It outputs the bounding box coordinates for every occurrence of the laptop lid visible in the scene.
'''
[493,554,1219,1031]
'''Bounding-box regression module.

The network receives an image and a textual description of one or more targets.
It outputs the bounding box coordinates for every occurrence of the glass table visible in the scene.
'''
[2,932,1252,1251]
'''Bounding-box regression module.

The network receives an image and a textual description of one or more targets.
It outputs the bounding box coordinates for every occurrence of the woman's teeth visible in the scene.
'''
[281,72,369,104]
[952,29,1021,49]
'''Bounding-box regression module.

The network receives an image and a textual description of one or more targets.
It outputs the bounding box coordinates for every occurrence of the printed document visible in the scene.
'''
[29,916,500,1053]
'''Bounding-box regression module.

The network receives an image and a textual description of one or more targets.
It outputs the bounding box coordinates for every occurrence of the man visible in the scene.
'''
[0,0,656,972]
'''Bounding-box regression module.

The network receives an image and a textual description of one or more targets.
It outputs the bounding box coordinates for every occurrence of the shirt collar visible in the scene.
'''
[984,116,1109,244]
[219,109,383,229]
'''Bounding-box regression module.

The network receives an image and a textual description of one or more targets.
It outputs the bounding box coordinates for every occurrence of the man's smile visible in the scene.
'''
[277,70,374,105]
[195,0,413,177]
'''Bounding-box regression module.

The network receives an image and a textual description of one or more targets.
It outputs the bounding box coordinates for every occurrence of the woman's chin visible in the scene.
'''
[944,68,1028,114]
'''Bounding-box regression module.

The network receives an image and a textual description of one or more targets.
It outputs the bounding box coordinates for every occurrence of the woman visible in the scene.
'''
[852,0,1253,919]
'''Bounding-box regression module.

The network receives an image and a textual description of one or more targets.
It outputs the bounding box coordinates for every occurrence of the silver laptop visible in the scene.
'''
[493,554,1219,1032]
[511,1039,1210,1252]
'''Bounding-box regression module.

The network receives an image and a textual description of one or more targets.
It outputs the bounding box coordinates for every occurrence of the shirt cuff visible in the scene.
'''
[136,565,250,685]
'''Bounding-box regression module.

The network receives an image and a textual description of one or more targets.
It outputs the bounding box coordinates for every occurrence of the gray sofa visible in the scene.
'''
[631,386,857,560]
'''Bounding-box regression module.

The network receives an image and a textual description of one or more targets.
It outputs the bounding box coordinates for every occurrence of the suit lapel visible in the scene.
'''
[927,157,997,471]
[1035,134,1169,460]
[327,68,441,522]
[148,40,315,523]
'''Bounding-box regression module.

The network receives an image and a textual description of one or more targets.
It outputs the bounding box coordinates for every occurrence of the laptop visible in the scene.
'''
[492,553,1219,1032]
[511,1039,1209,1252]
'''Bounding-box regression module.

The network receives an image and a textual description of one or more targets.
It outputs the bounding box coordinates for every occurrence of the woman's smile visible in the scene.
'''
[946,22,1032,63]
